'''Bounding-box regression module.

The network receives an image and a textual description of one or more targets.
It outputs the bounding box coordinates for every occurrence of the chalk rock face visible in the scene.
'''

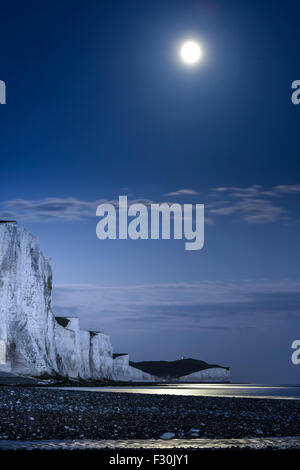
[0,222,148,381]
[0,222,56,375]
[127,365,156,382]
[89,332,113,380]
[79,330,91,379]
[54,319,78,378]
[0,223,117,379]
[112,354,155,382]
[112,354,131,381]
[178,367,230,382]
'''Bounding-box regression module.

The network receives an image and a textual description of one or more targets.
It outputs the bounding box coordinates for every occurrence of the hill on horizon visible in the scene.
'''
[129,358,230,379]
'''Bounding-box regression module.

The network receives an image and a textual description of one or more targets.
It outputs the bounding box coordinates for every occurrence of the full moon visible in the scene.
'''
[180,40,203,65]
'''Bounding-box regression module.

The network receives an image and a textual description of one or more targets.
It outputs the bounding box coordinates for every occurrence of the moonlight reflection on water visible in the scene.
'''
[56,383,300,400]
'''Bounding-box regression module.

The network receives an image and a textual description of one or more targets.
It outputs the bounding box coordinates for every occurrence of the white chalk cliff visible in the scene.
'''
[0,222,230,382]
[0,222,154,381]
[175,367,230,382]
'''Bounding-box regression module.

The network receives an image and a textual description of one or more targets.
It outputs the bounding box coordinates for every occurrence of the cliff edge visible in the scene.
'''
[0,222,154,381]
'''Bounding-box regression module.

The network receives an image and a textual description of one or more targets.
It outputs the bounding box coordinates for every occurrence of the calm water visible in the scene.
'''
[57,383,300,400]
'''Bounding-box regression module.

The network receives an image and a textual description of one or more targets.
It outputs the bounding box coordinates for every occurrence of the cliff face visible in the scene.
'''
[0,222,56,375]
[0,222,154,381]
[0,222,230,383]
[112,354,156,382]
[176,367,230,383]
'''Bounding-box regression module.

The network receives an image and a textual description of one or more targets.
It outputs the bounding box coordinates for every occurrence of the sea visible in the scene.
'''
[57,383,300,400]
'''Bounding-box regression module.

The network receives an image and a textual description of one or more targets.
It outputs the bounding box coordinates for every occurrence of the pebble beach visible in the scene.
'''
[0,387,300,441]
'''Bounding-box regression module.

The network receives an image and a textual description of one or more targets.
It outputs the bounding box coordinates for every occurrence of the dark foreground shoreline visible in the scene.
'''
[0,387,300,441]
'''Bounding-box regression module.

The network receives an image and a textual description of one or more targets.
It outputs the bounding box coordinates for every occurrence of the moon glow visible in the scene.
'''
[180,40,203,65]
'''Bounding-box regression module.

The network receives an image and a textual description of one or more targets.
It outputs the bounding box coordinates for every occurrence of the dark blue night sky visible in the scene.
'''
[1,0,300,382]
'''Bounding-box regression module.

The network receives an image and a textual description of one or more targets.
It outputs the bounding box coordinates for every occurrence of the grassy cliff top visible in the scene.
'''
[130,358,229,379]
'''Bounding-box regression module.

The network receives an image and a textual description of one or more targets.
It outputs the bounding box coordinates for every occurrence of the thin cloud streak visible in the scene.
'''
[0,197,155,222]
[1,183,300,225]
[52,279,300,334]
[163,189,200,196]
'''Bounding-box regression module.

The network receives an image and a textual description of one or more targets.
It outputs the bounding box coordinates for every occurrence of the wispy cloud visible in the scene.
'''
[1,183,300,225]
[0,198,98,221]
[212,183,300,198]
[163,189,199,196]
[212,185,277,198]
[274,184,300,194]
[0,197,155,222]
[52,279,300,334]
[208,184,300,224]
[210,198,287,223]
